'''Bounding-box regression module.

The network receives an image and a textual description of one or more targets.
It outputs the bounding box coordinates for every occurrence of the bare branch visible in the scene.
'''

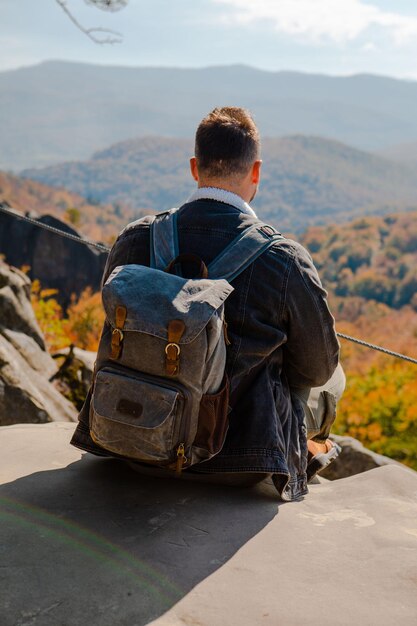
[55,0,124,44]
[84,0,128,11]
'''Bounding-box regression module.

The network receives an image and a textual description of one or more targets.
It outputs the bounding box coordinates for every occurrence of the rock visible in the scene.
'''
[52,345,96,378]
[0,259,77,425]
[0,262,45,348]
[0,207,107,308]
[50,345,96,410]
[0,333,77,425]
[322,434,400,480]
[1,422,417,626]
[3,327,56,377]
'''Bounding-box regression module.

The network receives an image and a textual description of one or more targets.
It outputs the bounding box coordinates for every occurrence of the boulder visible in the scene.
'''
[52,345,96,381]
[0,261,45,348]
[0,207,107,308]
[51,345,96,411]
[322,434,400,480]
[0,259,77,425]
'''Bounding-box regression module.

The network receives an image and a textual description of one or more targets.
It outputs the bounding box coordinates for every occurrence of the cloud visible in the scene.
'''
[213,0,417,45]
[362,41,377,53]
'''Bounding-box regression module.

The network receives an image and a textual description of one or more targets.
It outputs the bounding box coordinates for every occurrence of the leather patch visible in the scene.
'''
[117,398,143,418]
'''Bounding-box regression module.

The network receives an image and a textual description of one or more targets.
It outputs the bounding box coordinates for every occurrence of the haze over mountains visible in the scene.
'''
[3,61,417,170]
[23,135,417,233]
[378,140,417,163]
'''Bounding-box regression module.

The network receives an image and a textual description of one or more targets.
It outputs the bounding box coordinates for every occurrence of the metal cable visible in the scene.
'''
[1,202,417,365]
[336,333,417,365]
[0,203,111,253]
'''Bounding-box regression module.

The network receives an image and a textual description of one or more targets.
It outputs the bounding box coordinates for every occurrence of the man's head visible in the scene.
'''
[190,107,262,202]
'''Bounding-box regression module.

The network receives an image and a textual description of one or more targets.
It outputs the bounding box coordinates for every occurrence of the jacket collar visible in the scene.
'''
[186,187,257,217]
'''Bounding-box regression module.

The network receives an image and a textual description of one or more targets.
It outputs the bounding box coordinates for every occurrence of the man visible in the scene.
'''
[71,106,344,501]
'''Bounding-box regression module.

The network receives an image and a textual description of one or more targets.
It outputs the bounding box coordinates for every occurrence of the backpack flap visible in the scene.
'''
[102,264,234,344]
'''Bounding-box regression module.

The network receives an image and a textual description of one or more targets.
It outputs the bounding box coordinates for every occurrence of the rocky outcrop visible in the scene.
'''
[0,260,77,425]
[0,206,107,308]
[322,434,400,480]
[1,422,417,626]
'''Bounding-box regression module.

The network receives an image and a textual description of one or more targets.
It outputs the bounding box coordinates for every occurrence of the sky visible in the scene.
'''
[2,0,417,79]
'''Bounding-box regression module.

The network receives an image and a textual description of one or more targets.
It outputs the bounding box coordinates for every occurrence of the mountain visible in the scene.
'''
[377,140,417,163]
[23,135,417,233]
[3,61,417,170]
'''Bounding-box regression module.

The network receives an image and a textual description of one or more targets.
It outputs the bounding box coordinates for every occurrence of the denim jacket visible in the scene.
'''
[71,198,339,500]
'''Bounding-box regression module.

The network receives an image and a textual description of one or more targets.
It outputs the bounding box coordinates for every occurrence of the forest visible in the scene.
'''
[301,211,417,470]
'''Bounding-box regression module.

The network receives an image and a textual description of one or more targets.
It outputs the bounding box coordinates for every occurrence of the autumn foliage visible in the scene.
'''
[31,281,105,352]
[302,212,417,470]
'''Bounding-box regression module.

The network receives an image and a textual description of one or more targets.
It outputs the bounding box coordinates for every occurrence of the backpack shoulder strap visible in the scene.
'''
[150,210,283,280]
[207,224,284,281]
[150,208,180,270]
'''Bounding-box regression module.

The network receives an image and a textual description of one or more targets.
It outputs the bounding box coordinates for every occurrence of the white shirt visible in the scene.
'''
[186,187,257,218]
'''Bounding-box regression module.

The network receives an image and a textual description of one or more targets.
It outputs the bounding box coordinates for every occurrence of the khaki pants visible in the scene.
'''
[293,363,346,443]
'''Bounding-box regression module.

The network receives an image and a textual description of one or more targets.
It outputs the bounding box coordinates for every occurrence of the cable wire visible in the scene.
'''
[336,333,417,365]
[0,203,111,253]
[1,202,416,365]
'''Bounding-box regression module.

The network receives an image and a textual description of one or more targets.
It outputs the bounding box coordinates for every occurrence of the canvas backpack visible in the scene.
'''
[89,208,283,474]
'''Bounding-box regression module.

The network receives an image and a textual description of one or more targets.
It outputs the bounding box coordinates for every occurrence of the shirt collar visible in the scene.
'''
[186,186,257,217]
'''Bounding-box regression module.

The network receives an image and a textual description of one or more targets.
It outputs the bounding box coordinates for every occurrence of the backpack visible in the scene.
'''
[89,209,282,474]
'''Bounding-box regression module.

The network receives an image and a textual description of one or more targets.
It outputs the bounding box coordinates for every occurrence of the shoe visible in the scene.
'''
[306,439,341,482]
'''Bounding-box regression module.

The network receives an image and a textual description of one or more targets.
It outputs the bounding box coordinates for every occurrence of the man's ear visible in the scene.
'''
[190,157,199,182]
[251,160,262,184]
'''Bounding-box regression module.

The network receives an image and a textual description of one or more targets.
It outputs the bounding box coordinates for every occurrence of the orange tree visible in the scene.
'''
[63,287,105,351]
[31,282,105,352]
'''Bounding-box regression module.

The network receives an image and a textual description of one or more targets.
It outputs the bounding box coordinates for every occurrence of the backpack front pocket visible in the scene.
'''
[90,367,186,463]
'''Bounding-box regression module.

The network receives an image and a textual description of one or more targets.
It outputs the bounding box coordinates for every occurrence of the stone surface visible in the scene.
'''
[1,422,416,626]
[0,259,77,425]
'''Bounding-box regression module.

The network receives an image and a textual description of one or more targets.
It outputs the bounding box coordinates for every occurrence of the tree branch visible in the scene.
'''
[55,0,125,44]
[84,0,128,11]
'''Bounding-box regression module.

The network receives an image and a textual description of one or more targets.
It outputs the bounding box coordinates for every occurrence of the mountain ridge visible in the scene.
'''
[5,59,417,82]
[22,134,417,233]
[3,61,417,170]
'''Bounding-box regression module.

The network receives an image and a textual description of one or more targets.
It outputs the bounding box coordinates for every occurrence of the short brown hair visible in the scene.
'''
[195,107,260,178]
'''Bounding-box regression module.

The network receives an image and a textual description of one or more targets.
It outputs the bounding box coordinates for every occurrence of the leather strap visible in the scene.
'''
[111,305,127,360]
[165,319,185,376]
[165,254,208,279]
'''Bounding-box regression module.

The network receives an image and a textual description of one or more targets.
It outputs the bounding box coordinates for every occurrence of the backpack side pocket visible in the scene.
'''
[193,375,229,458]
